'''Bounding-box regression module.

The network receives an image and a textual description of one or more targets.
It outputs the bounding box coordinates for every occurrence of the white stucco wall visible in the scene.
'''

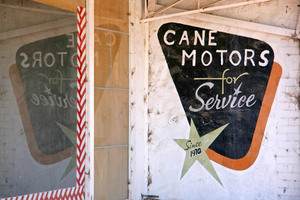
[129,1,300,199]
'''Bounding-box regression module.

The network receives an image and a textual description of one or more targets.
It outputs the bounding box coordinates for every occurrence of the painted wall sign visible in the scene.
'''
[158,23,282,180]
[10,32,77,165]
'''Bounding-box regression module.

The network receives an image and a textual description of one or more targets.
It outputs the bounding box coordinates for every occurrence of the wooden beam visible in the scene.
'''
[147,0,185,18]
[142,0,272,22]
[186,13,295,38]
[143,0,298,38]
[147,0,158,11]
[0,17,76,40]
[0,3,75,16]
[32,0,85,12]
[202,0,227,8]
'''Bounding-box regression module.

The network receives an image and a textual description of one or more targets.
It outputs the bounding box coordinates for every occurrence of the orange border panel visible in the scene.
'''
[207,62,282,170]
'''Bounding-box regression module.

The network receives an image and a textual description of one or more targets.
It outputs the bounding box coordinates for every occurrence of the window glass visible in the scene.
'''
[0,1,78,197]
[94,0,129,199]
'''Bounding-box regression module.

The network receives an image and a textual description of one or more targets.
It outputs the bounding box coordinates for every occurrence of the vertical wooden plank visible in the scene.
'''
[94,0,129,33]
[94,147,128,199]
[112,33,129,89]
[94,0,129,199]
[94,29,128,88]
[86,0,95,198]
[94,29,112,88]
[94,90,129,147]
[128,1,149,198]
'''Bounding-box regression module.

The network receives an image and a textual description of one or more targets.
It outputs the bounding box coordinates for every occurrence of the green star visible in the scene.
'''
[174,119,229,185]
[56,122,76,180]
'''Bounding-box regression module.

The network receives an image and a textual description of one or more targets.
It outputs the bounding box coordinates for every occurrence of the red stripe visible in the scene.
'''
[76,6,86,187]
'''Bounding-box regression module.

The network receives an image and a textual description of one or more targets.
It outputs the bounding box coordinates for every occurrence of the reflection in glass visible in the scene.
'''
[0,1,77,197]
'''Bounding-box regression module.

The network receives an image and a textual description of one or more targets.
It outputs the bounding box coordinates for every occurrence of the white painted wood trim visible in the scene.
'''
[202,0,228,8]
[146,0,184,18]
[142,0,271,22]
[186,13,296,38]
[129,0,149,199]
[296,12,300,38]
[86,0,95,199]
[147,0,158,11]
[142,1,297,38]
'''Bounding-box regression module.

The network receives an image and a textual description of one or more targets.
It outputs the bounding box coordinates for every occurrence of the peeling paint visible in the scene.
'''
[148,131,152,143]
[131,102,135,107]
[147,166,152,188]
[130,1,300,199]
[130,125,135,132]
[131,68,135,76]
[285,91,300,110]
[170,116,179,123]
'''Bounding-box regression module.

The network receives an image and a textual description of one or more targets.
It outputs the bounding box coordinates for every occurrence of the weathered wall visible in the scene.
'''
[132,0,300,199]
